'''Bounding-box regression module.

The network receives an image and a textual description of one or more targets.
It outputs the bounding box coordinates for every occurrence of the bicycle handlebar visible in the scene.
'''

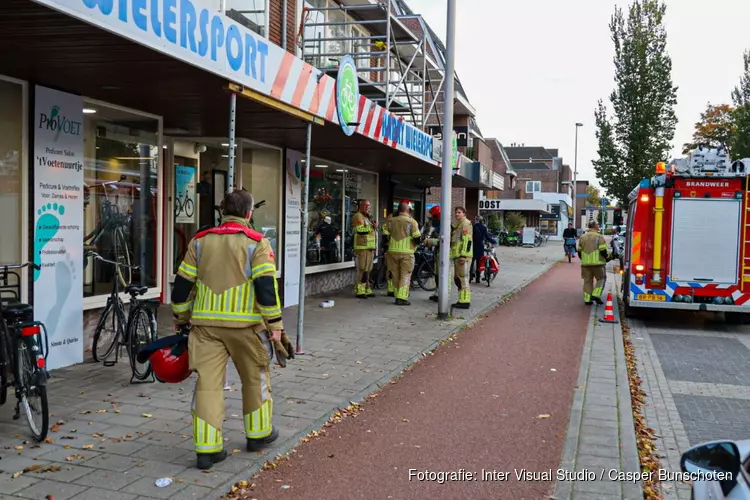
[0,262,41,271]
[88,252,141,271]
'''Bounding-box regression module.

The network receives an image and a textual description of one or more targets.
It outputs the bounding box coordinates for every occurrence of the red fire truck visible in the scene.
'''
[622,147,750,322]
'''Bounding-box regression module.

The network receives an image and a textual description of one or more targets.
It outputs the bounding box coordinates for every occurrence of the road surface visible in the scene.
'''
[233,261,591,500]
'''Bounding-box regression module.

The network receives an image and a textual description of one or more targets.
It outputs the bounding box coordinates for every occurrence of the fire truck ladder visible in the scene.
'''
[743,177,750,290]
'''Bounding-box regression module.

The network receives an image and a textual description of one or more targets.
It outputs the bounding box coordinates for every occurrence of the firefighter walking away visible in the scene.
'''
[385,200,421,305]
[578,220,611,305]
[170,190,294,469]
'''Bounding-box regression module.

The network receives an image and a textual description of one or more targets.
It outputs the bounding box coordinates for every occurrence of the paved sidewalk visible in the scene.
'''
[554,270,643,500]
[0,245,561,500]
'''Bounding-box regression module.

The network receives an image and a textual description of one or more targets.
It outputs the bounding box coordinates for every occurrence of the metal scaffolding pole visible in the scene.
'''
[438,0,456,320]
[296,123,313,354]
[227,93,237,193]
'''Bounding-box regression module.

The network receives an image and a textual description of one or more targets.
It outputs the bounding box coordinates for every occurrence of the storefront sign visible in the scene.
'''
[427,125,469,147]
[479,199,503,211]
[283,149,303,307]
[336,55,359,137]
[33,86,84,370]
[174,166,196,224]
[380,114,434,161]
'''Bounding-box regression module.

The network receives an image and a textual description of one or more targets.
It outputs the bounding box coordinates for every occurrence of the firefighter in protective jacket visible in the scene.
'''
[385,201,421,305]
[171,190,294,470]
[578,220,610,305]
[381,211,395,296]
[352,200,377,298]
[450,207,474,309]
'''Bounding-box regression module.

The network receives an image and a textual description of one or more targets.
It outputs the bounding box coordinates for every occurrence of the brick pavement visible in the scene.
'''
[0,245,561,500]
[554,270,642,500]
[609,272,750,500]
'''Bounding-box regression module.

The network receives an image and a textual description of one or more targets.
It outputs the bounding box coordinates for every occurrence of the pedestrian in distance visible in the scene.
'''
[385,201,422,305]
[351,199,378,299]
[170,189,294,470]
[471,215,497,284]
[578,220,611,305]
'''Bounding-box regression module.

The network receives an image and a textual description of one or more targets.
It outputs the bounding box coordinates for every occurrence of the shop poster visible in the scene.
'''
[284,149,303,307]
[175,166,196,224]
[33,85,84,370]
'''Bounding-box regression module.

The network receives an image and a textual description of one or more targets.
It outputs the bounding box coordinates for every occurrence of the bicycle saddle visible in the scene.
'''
[1,302,32,319]
[125,285,148,296]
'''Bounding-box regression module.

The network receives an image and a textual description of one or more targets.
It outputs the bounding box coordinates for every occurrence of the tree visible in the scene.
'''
[682,103,735,154]
[486,213,502,232]
[586,185,601,207]
[504,212,525,233]
[592,0,678,205]
[732,49,750,159]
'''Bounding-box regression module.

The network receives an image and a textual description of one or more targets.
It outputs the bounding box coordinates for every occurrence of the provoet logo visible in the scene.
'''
[336,55,359,137]
[39,106,82,142]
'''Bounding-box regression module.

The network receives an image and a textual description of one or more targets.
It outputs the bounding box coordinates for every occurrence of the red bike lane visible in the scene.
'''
[234,262,591,500]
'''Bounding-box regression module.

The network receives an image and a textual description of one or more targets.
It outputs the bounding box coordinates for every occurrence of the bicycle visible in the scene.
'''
[0,262,50,441]
[412,245,437,291]
[84,187,132,289]
[478,244,499,286]
[89,252,157,383]
[174,190,195,219]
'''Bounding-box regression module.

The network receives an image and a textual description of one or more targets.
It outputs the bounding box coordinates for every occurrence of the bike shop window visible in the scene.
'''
[241,145,281,258]
[0,76,24,268]
[307,165,344,267]
[82,103,160,299]
[343,170,377,263]
[525,181,541,194]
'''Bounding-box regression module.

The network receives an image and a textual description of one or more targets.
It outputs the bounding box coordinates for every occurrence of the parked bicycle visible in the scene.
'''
[478,244,500,286]
[0,262,50,441]
[412,245,437,291]
[84,184,132,288]
[174,189,195,219]
[89,252,157,383]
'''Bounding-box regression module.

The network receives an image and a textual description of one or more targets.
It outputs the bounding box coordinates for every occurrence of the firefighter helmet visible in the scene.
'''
[136,334,191,383]
[429,205,441,217]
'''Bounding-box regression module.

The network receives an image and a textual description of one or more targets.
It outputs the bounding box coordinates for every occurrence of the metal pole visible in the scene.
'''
[228,93,237,193]
[438,0,456,320]
[573,122,582,229]
[296,123,312,354]
[384,0,391,111]
[281,0,288,50]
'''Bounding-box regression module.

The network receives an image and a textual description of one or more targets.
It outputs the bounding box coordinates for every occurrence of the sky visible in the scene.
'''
[406,0,750,194]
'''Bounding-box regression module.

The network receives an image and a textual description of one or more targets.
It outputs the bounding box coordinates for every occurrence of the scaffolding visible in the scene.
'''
[298,0,446,130]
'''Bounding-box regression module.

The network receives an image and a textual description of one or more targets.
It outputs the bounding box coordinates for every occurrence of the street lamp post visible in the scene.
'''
[572,122,583,229]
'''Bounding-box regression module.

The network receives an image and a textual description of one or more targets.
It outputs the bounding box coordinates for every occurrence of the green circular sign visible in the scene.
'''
[336,56,359,136]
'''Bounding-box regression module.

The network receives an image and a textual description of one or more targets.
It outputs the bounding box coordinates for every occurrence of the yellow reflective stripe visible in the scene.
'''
[178,261,197,277]
[172,301,193,313]
[244,400,273,439]
[194,416,223,453]
[354,225,369,233]
[258,305,282,316]
[251,263,276,278]
[192,311,263,321]
[411,231,421,238]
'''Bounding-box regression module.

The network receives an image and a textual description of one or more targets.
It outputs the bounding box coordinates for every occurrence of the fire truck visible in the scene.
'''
[622,146,750,322]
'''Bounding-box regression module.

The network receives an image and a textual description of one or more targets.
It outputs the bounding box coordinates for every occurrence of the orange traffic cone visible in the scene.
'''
[600,292,618,324]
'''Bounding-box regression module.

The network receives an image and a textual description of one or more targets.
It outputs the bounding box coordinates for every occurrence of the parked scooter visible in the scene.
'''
[498,229,520,246]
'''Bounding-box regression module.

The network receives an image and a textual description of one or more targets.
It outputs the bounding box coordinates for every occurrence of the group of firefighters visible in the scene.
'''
[135,189,613,471]
[351,199,474,309]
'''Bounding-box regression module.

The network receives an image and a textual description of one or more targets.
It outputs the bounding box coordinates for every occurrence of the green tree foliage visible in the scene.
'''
[731,50,750,159]
[586,185,601,207]
[682,104,735,155]
[486,213,502,232]
[592,0,678,204]
[504,212,525,233]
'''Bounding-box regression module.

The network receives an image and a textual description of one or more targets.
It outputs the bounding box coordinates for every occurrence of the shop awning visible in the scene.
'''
[1,0,447,178]
[478,199,551,213]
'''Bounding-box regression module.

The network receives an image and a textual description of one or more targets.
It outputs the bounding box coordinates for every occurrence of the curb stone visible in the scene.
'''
[207,259,561,500]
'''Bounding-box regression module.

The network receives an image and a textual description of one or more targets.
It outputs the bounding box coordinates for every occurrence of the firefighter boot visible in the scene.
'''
[395,298,411,306]
[197,450,227,470]
[247,427,279,452]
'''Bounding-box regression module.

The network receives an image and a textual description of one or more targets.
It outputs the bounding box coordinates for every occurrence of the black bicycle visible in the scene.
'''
[174,189,195,218]
[412,245,437,292]
[89,253,157,383]
[84,198,132,288]
[0,262,50,441]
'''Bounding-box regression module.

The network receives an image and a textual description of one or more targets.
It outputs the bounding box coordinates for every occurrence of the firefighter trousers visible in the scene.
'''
[385,252,396,294]
[581,265,606,303]
[453,257,471,304]
[354,250,374,296]
[388,252,415,300]
[188,324,274,454]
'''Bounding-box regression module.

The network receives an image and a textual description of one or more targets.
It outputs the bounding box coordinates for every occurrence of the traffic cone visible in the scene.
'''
[600,292,618,324]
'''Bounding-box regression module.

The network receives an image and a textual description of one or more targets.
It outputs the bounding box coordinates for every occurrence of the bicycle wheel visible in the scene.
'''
[373,260,387,289]
[92,301,124,362]
[128,306,155,381]
[415,259,437,292]
[113,227,132,287]
[16,339,48,441]
[185,198,194,218]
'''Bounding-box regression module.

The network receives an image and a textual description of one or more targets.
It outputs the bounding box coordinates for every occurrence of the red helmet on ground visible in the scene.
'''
[429,205,441,217]
[137,334,191,383]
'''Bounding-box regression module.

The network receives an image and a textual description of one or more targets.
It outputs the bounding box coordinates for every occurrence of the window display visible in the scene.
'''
[242,146,281,259]
[0,77,23,266]
[305,164,377,268]
[82,104,159,298]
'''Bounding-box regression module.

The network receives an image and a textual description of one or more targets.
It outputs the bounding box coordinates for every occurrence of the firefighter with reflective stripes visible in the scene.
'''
[381,211,395,296]
[450,207,473,309]
[426,205,443,303]
[352,200,377,299]
[578,220,610,305]
[171,190,294,470]
[385,201,421,305]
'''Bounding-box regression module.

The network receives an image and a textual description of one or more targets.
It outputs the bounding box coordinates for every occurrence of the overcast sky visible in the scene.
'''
[407,0,750,195]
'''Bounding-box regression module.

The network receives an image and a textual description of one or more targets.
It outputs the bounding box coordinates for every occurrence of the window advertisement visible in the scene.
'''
[174,165,196,224]
[33,86,85,369]
[284,149,303,307]
[307,167,344,267]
